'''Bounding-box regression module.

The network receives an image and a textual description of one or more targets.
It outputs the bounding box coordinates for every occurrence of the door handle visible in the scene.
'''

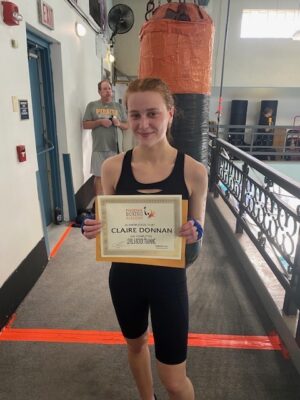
[37,136,54,156]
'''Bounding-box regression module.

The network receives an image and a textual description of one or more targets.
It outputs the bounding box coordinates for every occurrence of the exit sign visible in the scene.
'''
[38,0,54,30]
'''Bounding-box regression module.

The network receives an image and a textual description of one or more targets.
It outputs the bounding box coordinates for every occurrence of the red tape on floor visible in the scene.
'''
[0,328,283,351]
[50,224,73,258]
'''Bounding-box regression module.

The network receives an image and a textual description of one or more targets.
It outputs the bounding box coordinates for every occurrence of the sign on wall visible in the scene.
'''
[38,0,54,30]
[19,100,29,120]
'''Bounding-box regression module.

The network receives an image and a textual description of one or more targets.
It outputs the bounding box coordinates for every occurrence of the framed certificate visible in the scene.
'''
[96,195,188,268]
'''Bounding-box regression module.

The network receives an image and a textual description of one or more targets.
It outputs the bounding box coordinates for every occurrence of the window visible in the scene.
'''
[241,9,300,38]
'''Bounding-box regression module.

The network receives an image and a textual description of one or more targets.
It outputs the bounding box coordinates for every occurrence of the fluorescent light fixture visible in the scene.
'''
[75,22,86,37]
[292,29,300,40]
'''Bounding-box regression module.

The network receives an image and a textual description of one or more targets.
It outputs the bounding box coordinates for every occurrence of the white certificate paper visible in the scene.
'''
[96,195,187,268]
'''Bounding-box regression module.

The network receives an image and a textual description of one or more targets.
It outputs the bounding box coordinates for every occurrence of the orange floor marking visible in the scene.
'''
[50,224,73,258]
[0,328,282,351]
[5,314,16,329]
[188,332,282,350]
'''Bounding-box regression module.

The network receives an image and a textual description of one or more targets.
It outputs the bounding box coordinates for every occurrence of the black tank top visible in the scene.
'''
[115,149,189,199]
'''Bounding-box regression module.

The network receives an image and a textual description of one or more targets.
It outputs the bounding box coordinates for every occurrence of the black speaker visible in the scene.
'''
[228,100,248,146]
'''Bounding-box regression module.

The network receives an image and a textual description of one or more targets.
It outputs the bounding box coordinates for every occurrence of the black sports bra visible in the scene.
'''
[115,149,189,199]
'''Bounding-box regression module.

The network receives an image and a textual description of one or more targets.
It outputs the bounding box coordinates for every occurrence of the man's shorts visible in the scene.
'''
[90,151,117,177]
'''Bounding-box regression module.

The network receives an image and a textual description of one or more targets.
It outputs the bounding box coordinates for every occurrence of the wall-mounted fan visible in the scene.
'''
[108,4,134,43]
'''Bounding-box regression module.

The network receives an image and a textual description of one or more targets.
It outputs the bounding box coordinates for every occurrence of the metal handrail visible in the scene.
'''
[214,124,300,158]
[208,133,300,345]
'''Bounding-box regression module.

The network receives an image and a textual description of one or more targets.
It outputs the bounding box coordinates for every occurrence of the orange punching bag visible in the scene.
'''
[139,2,214,165]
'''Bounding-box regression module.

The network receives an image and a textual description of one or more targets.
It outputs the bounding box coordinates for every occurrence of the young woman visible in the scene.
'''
[82,78,208,400]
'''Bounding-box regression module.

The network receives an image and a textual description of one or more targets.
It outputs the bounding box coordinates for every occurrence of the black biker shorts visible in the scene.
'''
[109,262,189,365]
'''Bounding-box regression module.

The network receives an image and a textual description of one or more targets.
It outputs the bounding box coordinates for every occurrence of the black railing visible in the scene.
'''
[208,134,300,346]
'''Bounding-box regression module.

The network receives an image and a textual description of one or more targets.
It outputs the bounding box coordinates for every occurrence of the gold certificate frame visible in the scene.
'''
[96,195,188,268]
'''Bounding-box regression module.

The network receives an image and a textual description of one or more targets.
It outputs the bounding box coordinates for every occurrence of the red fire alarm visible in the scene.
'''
[2,1,23,26]
[16,145,26,162]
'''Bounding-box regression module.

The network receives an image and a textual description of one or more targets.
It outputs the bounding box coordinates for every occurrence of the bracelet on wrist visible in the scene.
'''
[190,219,204,241]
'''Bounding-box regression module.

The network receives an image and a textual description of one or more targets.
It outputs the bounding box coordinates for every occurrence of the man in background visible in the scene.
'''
[255,107,275,160]
[261,107,274,133]
[83,79,128,196]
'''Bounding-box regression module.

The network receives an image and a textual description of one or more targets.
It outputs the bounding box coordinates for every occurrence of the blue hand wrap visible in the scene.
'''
[190,219,204,241]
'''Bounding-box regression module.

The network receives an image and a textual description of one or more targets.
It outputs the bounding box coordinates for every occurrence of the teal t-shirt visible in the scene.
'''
[83,100,127,152]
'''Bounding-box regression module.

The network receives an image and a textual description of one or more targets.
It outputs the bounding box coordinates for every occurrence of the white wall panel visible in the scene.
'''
[0,0,112,285]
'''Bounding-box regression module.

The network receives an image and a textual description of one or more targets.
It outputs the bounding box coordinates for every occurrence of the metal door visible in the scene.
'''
[27,33,62,226]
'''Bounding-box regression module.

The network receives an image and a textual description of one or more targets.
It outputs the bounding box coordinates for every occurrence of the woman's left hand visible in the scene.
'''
[179,220,199,244]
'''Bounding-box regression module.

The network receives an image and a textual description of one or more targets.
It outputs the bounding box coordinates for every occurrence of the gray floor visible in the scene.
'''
[0,213,300,399]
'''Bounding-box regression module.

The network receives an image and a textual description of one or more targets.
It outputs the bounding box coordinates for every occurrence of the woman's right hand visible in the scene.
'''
[82,218,101,239]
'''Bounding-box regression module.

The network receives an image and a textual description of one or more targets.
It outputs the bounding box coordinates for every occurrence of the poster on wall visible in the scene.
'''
[89,0,108,35]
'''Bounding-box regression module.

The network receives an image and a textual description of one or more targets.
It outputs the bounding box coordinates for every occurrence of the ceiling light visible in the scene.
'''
[75,22,86,37]
[109,54,115,63]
